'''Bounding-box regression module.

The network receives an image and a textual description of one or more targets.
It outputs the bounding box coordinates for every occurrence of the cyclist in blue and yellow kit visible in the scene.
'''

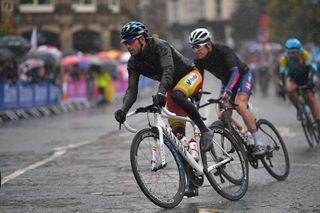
[114,21,214,197]
[279,38,320,129]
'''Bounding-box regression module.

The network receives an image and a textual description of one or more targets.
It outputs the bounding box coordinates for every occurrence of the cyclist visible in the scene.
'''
[114,21,213,197]
[188,28,265,156]
[279,38,320,129]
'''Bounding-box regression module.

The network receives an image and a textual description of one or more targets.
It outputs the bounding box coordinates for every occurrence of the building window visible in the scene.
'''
[215,0,221,17]
[20,0,54,13]
[108,0,120,13]
[72,0,96,13]
[21,0,51,4]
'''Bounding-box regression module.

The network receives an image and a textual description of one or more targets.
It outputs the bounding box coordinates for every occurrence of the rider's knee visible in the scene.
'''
[171,90,186,103]
[236,102,249,114]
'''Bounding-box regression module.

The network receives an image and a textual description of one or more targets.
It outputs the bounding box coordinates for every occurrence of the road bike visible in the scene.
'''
[295,85,320,148]
[123,104,249,208]
[199,97,290,181]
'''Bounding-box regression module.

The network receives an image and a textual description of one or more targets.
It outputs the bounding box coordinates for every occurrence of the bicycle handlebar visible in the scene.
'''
[123,104,193,133]
[199,97,238,111]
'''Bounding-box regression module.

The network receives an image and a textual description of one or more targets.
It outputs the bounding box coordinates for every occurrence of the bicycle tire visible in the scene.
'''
[130,128,186,208]
[204,124,249,201]
[301,107,318,148]
[257,119,290,180]
[210,120,246,184]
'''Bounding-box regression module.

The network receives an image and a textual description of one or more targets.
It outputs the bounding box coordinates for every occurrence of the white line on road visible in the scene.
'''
[1,140,93,185]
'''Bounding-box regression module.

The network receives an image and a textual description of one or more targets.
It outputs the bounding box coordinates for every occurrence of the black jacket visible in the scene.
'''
[194,43,249,87]
[122,37,195,113]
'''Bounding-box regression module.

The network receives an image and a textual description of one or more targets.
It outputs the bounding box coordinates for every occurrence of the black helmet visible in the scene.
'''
[120,21,149,42]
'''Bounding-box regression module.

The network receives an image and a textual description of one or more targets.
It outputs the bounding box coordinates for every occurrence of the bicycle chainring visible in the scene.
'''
[188,166,204,187]
[249,158,259,169]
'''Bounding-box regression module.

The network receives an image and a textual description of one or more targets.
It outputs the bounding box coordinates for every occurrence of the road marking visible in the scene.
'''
[1,140,92,185]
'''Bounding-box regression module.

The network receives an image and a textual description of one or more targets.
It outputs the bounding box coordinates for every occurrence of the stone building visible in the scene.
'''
[2,0,139,52]
[1,0,239,53]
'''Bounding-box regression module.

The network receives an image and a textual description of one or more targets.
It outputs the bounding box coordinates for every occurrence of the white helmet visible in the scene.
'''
[189,28,211,45]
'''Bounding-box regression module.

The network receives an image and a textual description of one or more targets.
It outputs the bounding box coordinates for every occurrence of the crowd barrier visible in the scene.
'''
[0,76,153,123]
[0,82,60,111]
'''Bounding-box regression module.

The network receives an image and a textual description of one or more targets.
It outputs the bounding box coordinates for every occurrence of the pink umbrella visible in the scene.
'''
[95,50,123,61]
[60,55,80,66]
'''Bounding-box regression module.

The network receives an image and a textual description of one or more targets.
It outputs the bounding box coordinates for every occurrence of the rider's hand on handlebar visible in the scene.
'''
[221,90,231,102]
[115,109,126,124]
[152,92,166,107]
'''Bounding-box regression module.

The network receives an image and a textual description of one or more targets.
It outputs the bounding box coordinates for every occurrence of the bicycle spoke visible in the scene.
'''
[258,119,290,180]
[130,129,185,208]
[205,125,249,200]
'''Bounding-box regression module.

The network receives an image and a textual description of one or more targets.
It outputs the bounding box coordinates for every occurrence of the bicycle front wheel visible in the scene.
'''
[257,119,290,180]
[204,124,249,201]
[130,128,185,209]
[301,107,318,148]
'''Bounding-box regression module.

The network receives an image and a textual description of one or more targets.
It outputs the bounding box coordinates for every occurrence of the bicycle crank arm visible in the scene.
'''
[206,158,233,173]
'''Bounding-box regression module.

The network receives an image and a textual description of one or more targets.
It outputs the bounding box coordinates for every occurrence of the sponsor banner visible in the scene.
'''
[0,82,60,111]
[18,83,34,108]
[64,80,87,103]
[0,83,19,110]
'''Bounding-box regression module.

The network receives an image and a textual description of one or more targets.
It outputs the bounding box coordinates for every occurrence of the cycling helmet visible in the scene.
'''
[189,28,211,45]
[285,38,302,51]
[120,21,149,42]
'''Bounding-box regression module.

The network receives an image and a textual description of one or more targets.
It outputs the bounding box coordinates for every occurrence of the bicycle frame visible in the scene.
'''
[296,86,311,113]
[124,106,233,176]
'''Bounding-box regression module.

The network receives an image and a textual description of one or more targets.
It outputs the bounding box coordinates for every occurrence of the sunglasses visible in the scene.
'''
[191,43,207,51]
[121,38,137,46]
[287,49,298,54]
[121,35,142,46]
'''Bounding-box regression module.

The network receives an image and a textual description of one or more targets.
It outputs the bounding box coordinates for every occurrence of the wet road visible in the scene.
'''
[1,74,320,213]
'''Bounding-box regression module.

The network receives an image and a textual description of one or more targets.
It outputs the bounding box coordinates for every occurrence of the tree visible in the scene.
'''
[266,0,320,45]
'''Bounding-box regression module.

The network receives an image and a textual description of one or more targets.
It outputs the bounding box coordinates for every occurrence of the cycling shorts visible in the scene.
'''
[167,69,203,129]
[230,71,253,100]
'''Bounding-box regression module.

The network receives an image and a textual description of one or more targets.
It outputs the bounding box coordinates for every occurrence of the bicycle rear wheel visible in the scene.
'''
[257,119,290,180]
[204,124,249,201]
[301,107,318,148]
[130,128,185,208]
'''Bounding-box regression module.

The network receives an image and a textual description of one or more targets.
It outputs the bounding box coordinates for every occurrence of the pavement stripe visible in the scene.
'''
[1,140,93,185]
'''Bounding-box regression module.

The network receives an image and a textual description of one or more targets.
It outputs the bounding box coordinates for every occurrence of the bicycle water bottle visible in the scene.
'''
[176,133,189,150]
[189,138,199,161]
[305,106,311,114]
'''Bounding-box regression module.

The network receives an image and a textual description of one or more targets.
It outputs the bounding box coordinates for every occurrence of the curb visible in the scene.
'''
[0,101,93,123]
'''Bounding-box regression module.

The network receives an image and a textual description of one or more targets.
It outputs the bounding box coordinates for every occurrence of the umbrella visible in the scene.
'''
[19,58,45,71]
[36,45,62,61]
[23,51,57,67]
[87,55,103,66]
[60,55,81,66]
[119,52,131,63]
[96,50,123,61]
[0,48,15,63]
[0,35,30,57]
[101,61,117,73]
